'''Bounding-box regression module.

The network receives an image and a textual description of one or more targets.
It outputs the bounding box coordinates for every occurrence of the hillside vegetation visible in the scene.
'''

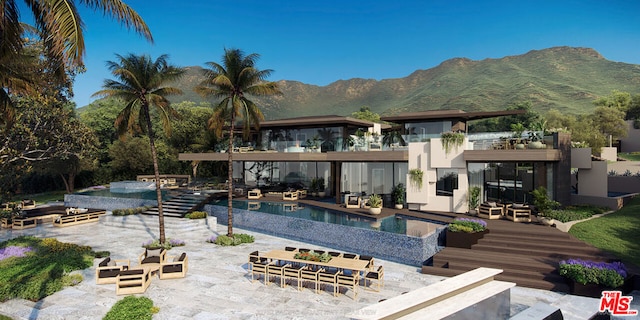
[88,46,640,120]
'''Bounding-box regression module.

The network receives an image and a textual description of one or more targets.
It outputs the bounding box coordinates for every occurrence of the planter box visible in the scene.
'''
[446,229,489,249]
[568,275,636,298]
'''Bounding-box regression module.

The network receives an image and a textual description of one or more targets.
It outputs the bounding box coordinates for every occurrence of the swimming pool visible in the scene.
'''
[210,199,443,236]
[205,200,446,266]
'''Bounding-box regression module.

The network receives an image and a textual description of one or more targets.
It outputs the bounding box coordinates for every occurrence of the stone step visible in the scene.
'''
[101,214,216,233]
[476,238,607,256]
[471,243,613,261]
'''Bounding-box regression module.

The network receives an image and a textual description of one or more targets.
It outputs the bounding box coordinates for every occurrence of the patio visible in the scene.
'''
[0,215,617,319]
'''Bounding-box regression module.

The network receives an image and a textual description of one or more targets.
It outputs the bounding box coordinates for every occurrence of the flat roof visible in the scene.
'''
[258,115,392,130]
[380,109,526,122]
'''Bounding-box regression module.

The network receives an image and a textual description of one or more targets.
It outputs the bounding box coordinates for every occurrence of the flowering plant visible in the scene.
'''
[0,246,33,262]
[294,250,331,263]
[448,218,487,233]
[559,259,627,288]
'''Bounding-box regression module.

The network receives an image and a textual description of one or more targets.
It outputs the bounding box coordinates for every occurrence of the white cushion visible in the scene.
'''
[107,259,116,267]
[486,201,497,207]
[147,248,162,258]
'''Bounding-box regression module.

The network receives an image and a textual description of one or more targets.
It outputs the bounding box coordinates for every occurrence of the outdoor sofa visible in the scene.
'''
[478,201,504,219]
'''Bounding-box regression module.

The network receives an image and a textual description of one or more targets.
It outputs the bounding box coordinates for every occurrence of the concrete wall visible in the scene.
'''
[609,176,640,193]
[407,138,469,213]
[601,147,617,162]
[571,148,592,169]
[576,161,608,197]
[620,120,640,153]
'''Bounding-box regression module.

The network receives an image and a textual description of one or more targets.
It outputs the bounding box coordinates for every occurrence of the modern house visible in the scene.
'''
[179,110,572,213]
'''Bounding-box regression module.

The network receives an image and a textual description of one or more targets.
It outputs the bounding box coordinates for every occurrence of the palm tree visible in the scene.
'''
[195,48,281,237]
[92,54,184,244]
[1,0,152,68]
[1,0,152,125]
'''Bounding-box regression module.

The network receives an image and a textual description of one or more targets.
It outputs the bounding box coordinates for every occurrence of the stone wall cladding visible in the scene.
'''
[204,204,445,266]
[64,194,157,211]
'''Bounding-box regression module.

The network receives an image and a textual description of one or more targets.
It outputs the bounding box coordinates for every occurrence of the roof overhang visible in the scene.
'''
[381,109,527,123]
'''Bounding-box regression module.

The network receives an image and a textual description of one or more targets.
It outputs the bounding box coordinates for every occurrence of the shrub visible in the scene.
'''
[211,233,255,246]
[103,296,156,320]
[61,273,83,286]
[544,205,605,222]
[559,259,627,288]
[185,211,207,219]
[0,236,96,301]
[448,218,487,233]
[142,238,186,249]
[112,206,150,216]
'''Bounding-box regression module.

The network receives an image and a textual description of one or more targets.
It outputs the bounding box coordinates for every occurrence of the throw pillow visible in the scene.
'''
[487,201,497,207]
[147,248,162,258]
[107,259,116,267]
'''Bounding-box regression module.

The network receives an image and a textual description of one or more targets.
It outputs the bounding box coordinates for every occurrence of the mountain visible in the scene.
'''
[169,46,640,120]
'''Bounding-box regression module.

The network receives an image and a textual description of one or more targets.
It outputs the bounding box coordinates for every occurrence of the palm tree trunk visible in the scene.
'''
[143,104,166,244]
[227,115,235,237]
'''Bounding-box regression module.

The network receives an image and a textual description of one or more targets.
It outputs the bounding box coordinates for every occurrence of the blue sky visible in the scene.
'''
[60,0,640,107]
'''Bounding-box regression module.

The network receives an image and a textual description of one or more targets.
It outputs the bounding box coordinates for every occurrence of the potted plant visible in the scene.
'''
[446,217,489,249]
[530,186,560,226]
[391,183,405,209]
[440,131,465,154]
[309,178,319,197]
[368,194,382,215]
[408,168,423,191]
[559,259,629,298]
[317,178,326,197]
[468,186,480,214]
[510,123,527,149]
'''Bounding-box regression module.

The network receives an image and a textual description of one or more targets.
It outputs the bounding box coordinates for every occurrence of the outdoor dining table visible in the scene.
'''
[262,250,370,273]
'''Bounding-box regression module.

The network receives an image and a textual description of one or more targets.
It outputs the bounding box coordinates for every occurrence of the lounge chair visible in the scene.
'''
[116,268,152,295]
[20,199,36,210]
[159,252,188,279]
[505,203,532,222]
[247,189,262,200]
[138,248,167,265]
[345,194,361,209]
[478,201,503,219]
[96,257,130,284]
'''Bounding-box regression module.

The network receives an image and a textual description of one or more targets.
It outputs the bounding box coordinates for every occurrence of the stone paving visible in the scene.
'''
[0,217,636,320]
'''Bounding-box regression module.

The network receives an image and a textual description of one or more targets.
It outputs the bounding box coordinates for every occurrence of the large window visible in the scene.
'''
[436,169,458,196]
[478,162,552,204]
[404,121,452,142]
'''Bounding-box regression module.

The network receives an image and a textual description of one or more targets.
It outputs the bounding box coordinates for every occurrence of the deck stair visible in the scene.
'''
[142,191,214,218]
[422,216,619,293]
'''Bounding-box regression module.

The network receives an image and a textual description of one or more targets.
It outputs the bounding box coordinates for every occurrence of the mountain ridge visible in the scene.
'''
[159,46,640,119]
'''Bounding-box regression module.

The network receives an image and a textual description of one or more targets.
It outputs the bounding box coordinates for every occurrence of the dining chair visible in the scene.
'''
[363,265,384,291]
[267,261,290,287]
[317,268,341,296]
[300,266,322,291]
[328,251,342,257]
[284,246,298,252]
[248,251,272,284]
[283,264,305,290]
[337,271,360,300]
[342,253,358,259]
[358,255,375,270]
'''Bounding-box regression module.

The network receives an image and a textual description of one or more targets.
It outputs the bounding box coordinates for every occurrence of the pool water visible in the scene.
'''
[210,199,443,236]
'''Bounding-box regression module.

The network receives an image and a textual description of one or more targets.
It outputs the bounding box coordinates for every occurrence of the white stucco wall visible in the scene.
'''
[571,148,592,169]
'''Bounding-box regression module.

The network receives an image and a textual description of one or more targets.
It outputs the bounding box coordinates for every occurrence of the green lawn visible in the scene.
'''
[569,197,640,267]
[617,152,640,161]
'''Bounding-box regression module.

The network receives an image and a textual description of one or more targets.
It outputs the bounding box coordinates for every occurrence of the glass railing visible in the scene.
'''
[468,132,558,150]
